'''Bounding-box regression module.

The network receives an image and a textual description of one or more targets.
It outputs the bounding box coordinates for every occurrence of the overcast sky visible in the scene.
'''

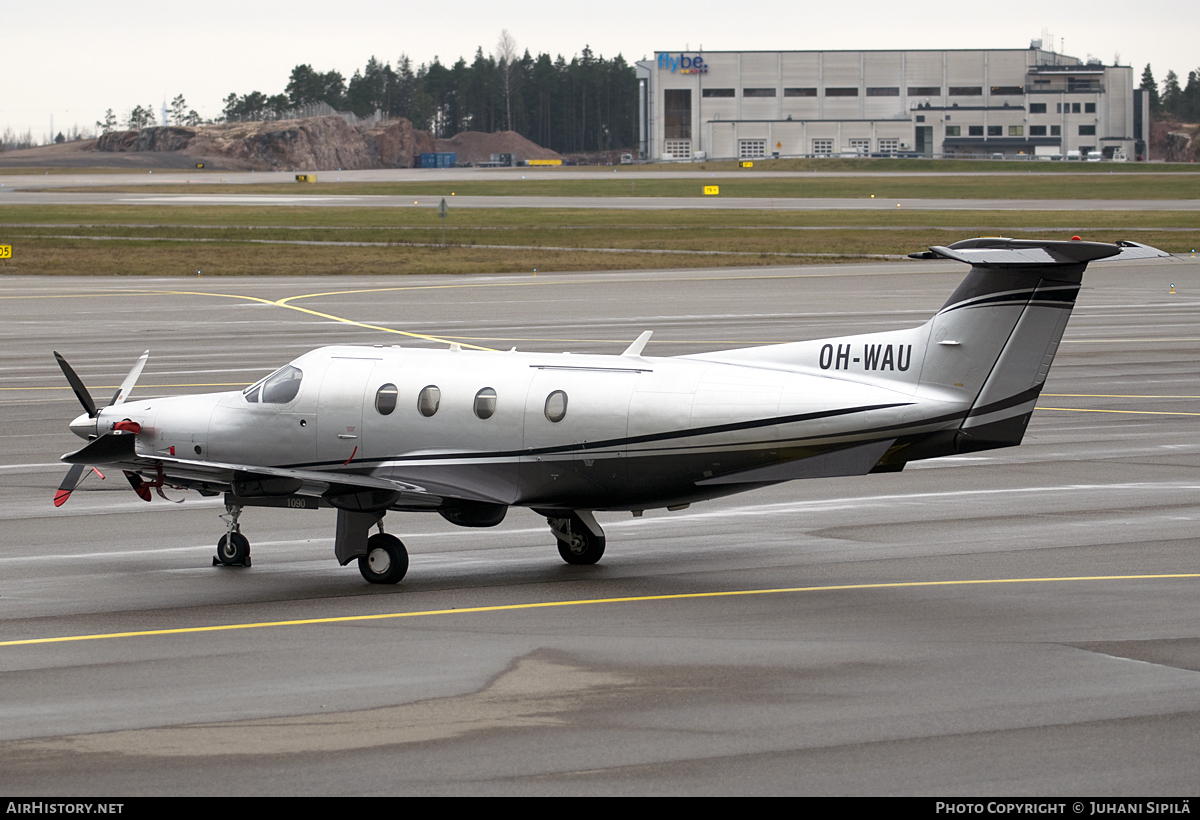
[4,1,1196,139]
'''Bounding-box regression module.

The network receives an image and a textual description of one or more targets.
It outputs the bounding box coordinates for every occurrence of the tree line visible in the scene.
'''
[1140,64,1200,121]
[219,34,639,154]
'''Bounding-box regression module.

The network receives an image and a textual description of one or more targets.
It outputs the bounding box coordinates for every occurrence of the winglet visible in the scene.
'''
[621,331,653,357]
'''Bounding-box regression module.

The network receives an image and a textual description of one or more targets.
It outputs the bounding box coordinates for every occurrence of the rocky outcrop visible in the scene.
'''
[89,116,443,170]
[88,117,562,170]
[370,119,438,167]
[96,127,198,153]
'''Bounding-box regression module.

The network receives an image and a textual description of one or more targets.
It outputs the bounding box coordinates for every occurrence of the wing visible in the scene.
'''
[61,432,443,512]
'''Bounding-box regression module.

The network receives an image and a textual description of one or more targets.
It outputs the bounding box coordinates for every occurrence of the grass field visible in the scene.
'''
[37,173,1200,200]
[1,204,1195,276]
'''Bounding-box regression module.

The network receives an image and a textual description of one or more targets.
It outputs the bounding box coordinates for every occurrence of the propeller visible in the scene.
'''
[53,351,150,507]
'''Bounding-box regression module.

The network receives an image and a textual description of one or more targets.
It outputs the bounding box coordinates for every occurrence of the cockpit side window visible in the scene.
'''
[244,365,303,404]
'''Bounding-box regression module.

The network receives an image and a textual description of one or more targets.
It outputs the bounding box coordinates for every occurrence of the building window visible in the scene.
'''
[945,125,961,136]
[990,86,1024,95]
[664,89,691,139]
[908,86,941,96]
[825,87,858,97]
[473,388,497,420]
[1085,102,1096,113]
[1009,125,1024,136]
[1072,103,1082,114]
[849,138,870,154]
[1079,125,1096,136]
[743,88,776,97]
[739,139,767,158]
[949,87,983,96]
[544,391,568,423]
[866,87,899,97]
[1029,103,1047,114]
[375,383,398,416]
[417,385,441,417]
[812,139,834,155]
[784,87,817,97]
[1030,125,1047,136]
[878,138,899,153]
[915,115,925,123]
[988,125,1003,136]
[702,88,734,98]
[1051,125,1061,136]
[969,125,984,136]
[663,140,691,159]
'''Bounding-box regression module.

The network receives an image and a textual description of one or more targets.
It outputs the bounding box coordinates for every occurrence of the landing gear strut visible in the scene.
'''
[214,503,251,567]
[547,510,606,565]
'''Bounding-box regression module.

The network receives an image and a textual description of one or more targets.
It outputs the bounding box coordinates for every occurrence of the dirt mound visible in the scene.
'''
[435,130,561,164]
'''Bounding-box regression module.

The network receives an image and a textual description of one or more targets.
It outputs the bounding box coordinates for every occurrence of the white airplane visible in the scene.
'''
[55,238,1170,584]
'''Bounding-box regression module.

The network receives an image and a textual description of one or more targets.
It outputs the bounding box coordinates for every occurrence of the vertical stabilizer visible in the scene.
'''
[914,238,1121,452]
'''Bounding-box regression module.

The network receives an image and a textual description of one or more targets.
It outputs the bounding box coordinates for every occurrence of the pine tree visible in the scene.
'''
[1140,65,1160,113]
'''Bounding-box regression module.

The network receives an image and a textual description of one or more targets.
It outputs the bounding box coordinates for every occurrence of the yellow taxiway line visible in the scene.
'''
[4,573,1197,648]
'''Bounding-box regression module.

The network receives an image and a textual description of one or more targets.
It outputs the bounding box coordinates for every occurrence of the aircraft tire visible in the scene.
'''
[556,518,605,565]
[216,531,250,566]
[359,533,408,584]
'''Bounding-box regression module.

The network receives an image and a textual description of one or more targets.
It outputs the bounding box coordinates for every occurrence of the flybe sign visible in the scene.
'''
[658,53,708,74]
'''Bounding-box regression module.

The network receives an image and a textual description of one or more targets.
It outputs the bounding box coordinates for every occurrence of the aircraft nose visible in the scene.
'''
[69,411,96,440]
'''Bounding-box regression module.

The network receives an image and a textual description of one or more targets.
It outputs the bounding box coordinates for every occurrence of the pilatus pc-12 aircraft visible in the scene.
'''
[54,238,1169,584]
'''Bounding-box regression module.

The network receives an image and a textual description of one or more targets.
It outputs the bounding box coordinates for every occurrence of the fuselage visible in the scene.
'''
[95,341,967,512]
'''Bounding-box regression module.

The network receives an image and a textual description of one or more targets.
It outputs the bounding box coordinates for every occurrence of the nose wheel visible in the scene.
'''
[214,531,251,567]
[214,503,251,567]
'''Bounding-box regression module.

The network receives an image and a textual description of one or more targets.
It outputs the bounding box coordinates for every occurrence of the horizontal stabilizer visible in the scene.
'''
[910,238,1169,267]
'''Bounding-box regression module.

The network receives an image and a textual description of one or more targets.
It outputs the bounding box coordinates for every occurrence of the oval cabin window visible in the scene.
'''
[474,387,497,420]
[544,390,568,423]
[417,385,441,417]
[375,383,398,415]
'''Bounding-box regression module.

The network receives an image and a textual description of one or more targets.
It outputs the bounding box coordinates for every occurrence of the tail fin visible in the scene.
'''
[690,237,1168,461]
[913,238,1168,453]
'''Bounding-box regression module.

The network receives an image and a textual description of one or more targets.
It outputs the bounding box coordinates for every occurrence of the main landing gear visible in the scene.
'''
[546,510,606,565]
[214,503,251,567]
[358,530,409,585]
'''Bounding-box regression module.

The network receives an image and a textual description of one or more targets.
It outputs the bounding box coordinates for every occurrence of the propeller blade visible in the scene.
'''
[109,350,149,407]
[54,351,97,418]
[54,463,88,507]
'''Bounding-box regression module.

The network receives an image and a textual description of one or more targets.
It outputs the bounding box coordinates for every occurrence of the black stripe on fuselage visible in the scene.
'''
[283,402,911,471]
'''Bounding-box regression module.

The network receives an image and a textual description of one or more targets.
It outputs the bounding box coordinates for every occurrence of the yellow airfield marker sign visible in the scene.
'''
[704,185,720,196]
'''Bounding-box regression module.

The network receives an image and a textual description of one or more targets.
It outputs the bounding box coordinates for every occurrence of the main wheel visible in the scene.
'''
[216,531,250,566]
[556,517,605,565]
[358,533,408,584]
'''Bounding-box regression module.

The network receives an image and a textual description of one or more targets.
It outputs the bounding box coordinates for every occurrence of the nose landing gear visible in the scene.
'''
[213,503,251,567]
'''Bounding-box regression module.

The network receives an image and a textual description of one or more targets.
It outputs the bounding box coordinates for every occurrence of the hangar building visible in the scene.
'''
[635,45,1147,160]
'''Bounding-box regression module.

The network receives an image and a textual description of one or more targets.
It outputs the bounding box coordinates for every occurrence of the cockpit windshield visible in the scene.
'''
[243,365,303,404]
